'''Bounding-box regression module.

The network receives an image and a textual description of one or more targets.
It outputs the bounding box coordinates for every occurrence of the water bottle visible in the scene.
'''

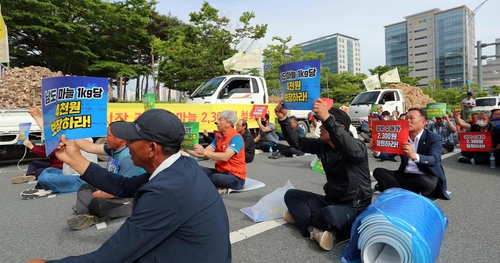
[490,153,496,168]
[269,146,273,157]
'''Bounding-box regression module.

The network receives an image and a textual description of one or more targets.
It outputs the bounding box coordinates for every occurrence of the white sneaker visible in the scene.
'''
[255,149,264,154]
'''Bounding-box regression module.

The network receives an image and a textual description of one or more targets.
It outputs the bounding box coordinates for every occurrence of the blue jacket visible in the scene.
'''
[378,129,450,200]
[49,156,231,263]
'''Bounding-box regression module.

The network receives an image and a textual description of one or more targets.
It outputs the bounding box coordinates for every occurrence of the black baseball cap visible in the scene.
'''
[328,108,351,131]
[110,109,185,147]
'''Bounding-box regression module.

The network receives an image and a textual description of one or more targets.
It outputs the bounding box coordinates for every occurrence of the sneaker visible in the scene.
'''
[67,214,107,230]
[20,189,52,200]
[458,156,471,164]
[471,158,475,165]
[272,151,282,159]
[12,175,36,184]
[217,187,228,195]
[310,227,335,251]
[282,211,295,224]
[255,149,264,155]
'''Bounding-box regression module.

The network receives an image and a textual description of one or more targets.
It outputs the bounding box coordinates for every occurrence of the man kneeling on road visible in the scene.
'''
[184,110,246,190]
[275,99,372,251]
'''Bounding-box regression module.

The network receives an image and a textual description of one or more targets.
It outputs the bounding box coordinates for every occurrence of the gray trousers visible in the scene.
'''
[75,184,133,219]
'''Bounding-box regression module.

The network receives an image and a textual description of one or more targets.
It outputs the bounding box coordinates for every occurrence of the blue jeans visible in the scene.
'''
[201,167,245,190]
[37,168,86,193]
[255,141,276,152]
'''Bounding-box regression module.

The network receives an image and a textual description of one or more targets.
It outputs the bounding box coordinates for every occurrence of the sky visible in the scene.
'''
[156,0,499,75]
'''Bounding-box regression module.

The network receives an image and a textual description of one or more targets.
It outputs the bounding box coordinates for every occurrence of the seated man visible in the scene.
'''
[453,109,500,165]
[427,113,457,154]
[68,123,145,230]
[184,110,246,190]
[235,119,255,163]
[254,113,279,152]
[371,108,450,200]
[12,139,63,184]
[275,116,306,158]
[275,99,372,251]
[27,109,231,262]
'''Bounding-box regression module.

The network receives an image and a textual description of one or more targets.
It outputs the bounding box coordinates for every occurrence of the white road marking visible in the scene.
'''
[230,219,286,244]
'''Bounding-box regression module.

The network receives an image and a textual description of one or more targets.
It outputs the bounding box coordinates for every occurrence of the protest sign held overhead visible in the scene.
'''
[459,132,492,152]
[42,76,108,156]
[279,59,320,110]
[250,105,268,119]
[426,103,446,118]
[371,120,409,155]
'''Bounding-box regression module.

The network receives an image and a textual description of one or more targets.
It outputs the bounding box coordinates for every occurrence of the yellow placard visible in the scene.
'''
[107,103,277,132]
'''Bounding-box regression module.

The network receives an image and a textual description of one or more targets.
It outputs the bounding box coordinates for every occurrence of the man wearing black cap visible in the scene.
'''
[275,98,372,251]
[27,109,231,263]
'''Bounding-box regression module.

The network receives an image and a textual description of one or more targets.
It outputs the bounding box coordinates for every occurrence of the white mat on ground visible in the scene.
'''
[240,181,294,222]
[228,177,265,194]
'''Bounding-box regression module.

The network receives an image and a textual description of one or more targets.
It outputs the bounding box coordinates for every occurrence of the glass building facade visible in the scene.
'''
[385,22,408,68]
[298,33,361,74]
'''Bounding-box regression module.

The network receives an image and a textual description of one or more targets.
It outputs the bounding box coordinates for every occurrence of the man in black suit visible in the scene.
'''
[369,108,450,200]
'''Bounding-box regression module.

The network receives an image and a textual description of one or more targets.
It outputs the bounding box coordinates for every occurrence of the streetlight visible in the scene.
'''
[445,77,461,88]
[445,52,468,91]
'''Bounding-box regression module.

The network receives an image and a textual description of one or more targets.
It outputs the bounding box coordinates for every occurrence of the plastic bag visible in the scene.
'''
[240,180,295,222]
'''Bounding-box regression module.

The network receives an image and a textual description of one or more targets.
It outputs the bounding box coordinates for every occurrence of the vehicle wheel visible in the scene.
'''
[297,121,309,133]
[94,137,108,162]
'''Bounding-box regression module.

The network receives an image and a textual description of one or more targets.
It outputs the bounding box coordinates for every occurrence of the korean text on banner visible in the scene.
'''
[459,132,492,152]
[223,52,244,72]
[425,103,446,118]
[279,59,320,110]
[380,68,400,83]
[363,74,380,91]
[0,5,9,63]
[18,122,32,145]
[231,46,261,71]
[371,120,409,155]
[182,122,199,150]
[42,76,108,156]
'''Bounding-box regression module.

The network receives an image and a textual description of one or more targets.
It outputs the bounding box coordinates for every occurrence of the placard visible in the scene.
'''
[471,113,478,125]
[311,158,325,174]
[182,122,199,150]
[42,76,108,156]
[250,105,268,118]
[491,118,500,129]
[426,103,446,118]
[279,59,320,110]
[371,120,409,155]
[459,132,492,152]
[106,156,119,174]
[18,122,32,145]
[371,104,383,113]
[143,93,156,111]
[275,117,282,133]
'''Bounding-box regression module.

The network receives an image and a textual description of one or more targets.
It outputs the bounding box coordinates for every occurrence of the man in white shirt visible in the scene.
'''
[369,108,450,200]
[461,92,476,120]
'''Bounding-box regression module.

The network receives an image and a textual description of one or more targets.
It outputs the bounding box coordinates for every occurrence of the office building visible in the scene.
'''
[298,33,362,74]
[385,6,475,88]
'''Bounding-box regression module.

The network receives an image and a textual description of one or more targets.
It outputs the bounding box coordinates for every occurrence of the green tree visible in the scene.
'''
[326,72,368,104]
[262,36,324,95]
[154,1,267,94]
[490,85,500,96]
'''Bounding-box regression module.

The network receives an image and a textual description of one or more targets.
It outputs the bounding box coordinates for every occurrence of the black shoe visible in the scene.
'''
[272,151,282,159]
[374,184,383,192]
[458,156,471,164]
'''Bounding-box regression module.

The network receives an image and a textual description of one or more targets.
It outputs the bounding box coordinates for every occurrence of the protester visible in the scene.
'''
[427,113,457,154]
[201,129,214,144]
[275,116,306,158]
[399,112,407,120]
[453,109,500,165]
[392,110,400,120]
[184,110,246,190]
[371,108,450,200]
[67,123,145,230]
[12,140,63,184]
[254,113,279,152]
[275,99,372,251]
[461,92,476,120]
[235,119,255,163]
[26,109,231,263]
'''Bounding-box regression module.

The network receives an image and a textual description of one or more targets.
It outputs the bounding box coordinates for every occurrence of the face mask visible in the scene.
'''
[477,121,488,127]
[261,121,267,126]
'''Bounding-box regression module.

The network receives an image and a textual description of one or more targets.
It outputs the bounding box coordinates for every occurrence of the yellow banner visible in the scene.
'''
[108,103,277,131]
[0,5,10,63]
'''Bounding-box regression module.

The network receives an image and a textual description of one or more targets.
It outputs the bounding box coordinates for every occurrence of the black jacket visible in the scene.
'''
[279,115,372,211]
[242,129,255,163]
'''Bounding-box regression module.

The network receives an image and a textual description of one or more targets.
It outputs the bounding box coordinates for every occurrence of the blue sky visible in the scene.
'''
[156,0,499,75]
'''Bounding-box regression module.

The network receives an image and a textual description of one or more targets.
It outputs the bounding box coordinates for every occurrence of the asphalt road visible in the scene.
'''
[1,145,500,262]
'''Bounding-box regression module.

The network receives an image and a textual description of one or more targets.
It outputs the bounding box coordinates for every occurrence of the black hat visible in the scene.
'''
[328,108,351,131]
[467,92,473,96]
[382,111,391,116]
[110,109,185,147]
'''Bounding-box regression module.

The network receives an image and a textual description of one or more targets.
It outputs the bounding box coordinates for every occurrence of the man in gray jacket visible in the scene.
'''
[275,99,372,251]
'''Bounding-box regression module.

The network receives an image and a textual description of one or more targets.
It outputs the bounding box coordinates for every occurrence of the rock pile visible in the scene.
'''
[385,83,435,109]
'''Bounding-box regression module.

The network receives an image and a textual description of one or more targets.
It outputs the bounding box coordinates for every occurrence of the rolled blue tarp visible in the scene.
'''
[341,188,448,263]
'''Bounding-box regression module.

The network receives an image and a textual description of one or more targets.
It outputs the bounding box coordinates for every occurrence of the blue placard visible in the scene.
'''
[279,59,321,110]
[18,122,32,145]
[106,156,119,174]
[492,118,500,129]
[42,76,108,156]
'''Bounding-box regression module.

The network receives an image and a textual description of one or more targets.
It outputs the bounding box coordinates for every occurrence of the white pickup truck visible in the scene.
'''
[186,75,312,132]
[0,109,43,161]
[474,96,500,112]
[348,89,406,128]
